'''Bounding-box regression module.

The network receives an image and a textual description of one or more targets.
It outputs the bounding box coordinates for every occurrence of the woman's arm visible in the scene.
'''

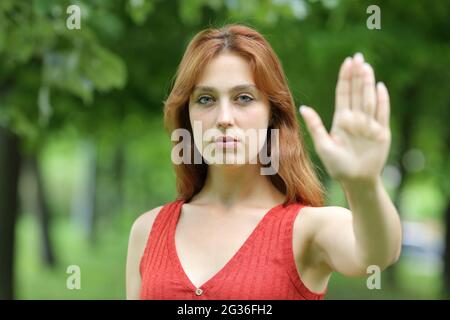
[299,53,402,276]
[125,206,162,299]
[341,176,402,270]
[305,178,402,277]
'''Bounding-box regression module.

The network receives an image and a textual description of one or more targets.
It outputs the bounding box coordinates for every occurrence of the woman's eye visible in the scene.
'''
[236,94,254,104]
[197,96,214,105]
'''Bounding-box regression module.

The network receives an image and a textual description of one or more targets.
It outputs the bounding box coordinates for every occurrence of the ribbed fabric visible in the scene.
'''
[139,199,327,300]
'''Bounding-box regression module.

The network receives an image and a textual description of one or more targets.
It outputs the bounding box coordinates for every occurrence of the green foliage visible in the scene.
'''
[126,0,157,25]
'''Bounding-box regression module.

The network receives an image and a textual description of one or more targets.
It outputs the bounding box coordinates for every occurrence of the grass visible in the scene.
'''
[15,213,128,299]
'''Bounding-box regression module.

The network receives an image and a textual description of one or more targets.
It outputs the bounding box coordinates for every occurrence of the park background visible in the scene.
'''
[0,0,449,299]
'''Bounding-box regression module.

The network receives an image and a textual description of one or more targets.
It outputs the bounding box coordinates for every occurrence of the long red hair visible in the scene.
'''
[163,24,325,207]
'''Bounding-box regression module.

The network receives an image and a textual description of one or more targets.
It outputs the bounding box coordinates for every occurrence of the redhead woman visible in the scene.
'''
[126,24,402,300]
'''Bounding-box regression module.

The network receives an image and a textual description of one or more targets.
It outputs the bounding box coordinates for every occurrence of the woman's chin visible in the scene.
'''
[204,155,247,166]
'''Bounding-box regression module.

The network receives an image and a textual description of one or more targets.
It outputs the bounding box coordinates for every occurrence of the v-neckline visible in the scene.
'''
[169,199,284,291]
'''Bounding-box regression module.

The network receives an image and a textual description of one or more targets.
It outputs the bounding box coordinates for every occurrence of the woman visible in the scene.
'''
[126,24,402,300]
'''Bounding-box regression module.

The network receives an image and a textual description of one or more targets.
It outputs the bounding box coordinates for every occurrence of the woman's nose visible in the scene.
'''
[216,100,234,129]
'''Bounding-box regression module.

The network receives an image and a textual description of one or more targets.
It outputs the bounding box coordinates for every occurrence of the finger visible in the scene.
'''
[335,57,352,113]
[299,105,332,151]
[362,63,377,117]
[375,82,390,128]
[351,52,365,112]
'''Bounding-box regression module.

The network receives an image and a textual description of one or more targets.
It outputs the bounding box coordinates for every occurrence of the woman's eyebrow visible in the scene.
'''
[231,84,258,93]
[192,86,215,94]
[193,84,258,93]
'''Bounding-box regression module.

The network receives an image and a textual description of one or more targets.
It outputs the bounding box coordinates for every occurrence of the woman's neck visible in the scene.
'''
[190,164,285,209]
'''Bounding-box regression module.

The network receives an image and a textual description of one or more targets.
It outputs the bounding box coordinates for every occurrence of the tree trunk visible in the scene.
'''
[0,127,21,300]
[28,156,56,266]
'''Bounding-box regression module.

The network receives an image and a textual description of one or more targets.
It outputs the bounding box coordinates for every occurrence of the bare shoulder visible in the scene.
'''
[127,205,164,269]
[126,205,163,299]
[293,205,353,264]
[291,205,352,291]
[129,205,164,247]
[295,205,352,234]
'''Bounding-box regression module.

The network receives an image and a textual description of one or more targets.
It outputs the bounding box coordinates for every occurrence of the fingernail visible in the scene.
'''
[299,105,308,114]
[354,52,364,61]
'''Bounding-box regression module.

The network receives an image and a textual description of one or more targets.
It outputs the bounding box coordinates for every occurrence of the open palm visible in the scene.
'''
[300,53,391,184]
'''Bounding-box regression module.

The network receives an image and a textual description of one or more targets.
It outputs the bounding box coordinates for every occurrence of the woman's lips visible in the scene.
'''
[213,135,241,149]
[214,140,240,149]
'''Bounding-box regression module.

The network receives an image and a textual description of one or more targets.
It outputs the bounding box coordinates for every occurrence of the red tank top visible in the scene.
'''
[139,199,327,300]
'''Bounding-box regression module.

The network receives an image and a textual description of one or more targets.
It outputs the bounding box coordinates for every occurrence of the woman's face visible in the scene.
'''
[188,51,271,166]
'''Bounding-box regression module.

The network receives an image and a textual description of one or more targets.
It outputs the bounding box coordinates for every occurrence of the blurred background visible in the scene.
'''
[0,0,449,300]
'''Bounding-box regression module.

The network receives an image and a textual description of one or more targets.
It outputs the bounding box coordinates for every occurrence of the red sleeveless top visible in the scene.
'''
[139,199,327,300]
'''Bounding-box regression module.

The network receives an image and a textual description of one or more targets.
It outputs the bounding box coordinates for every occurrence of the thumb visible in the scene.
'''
[299,105,331,151]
